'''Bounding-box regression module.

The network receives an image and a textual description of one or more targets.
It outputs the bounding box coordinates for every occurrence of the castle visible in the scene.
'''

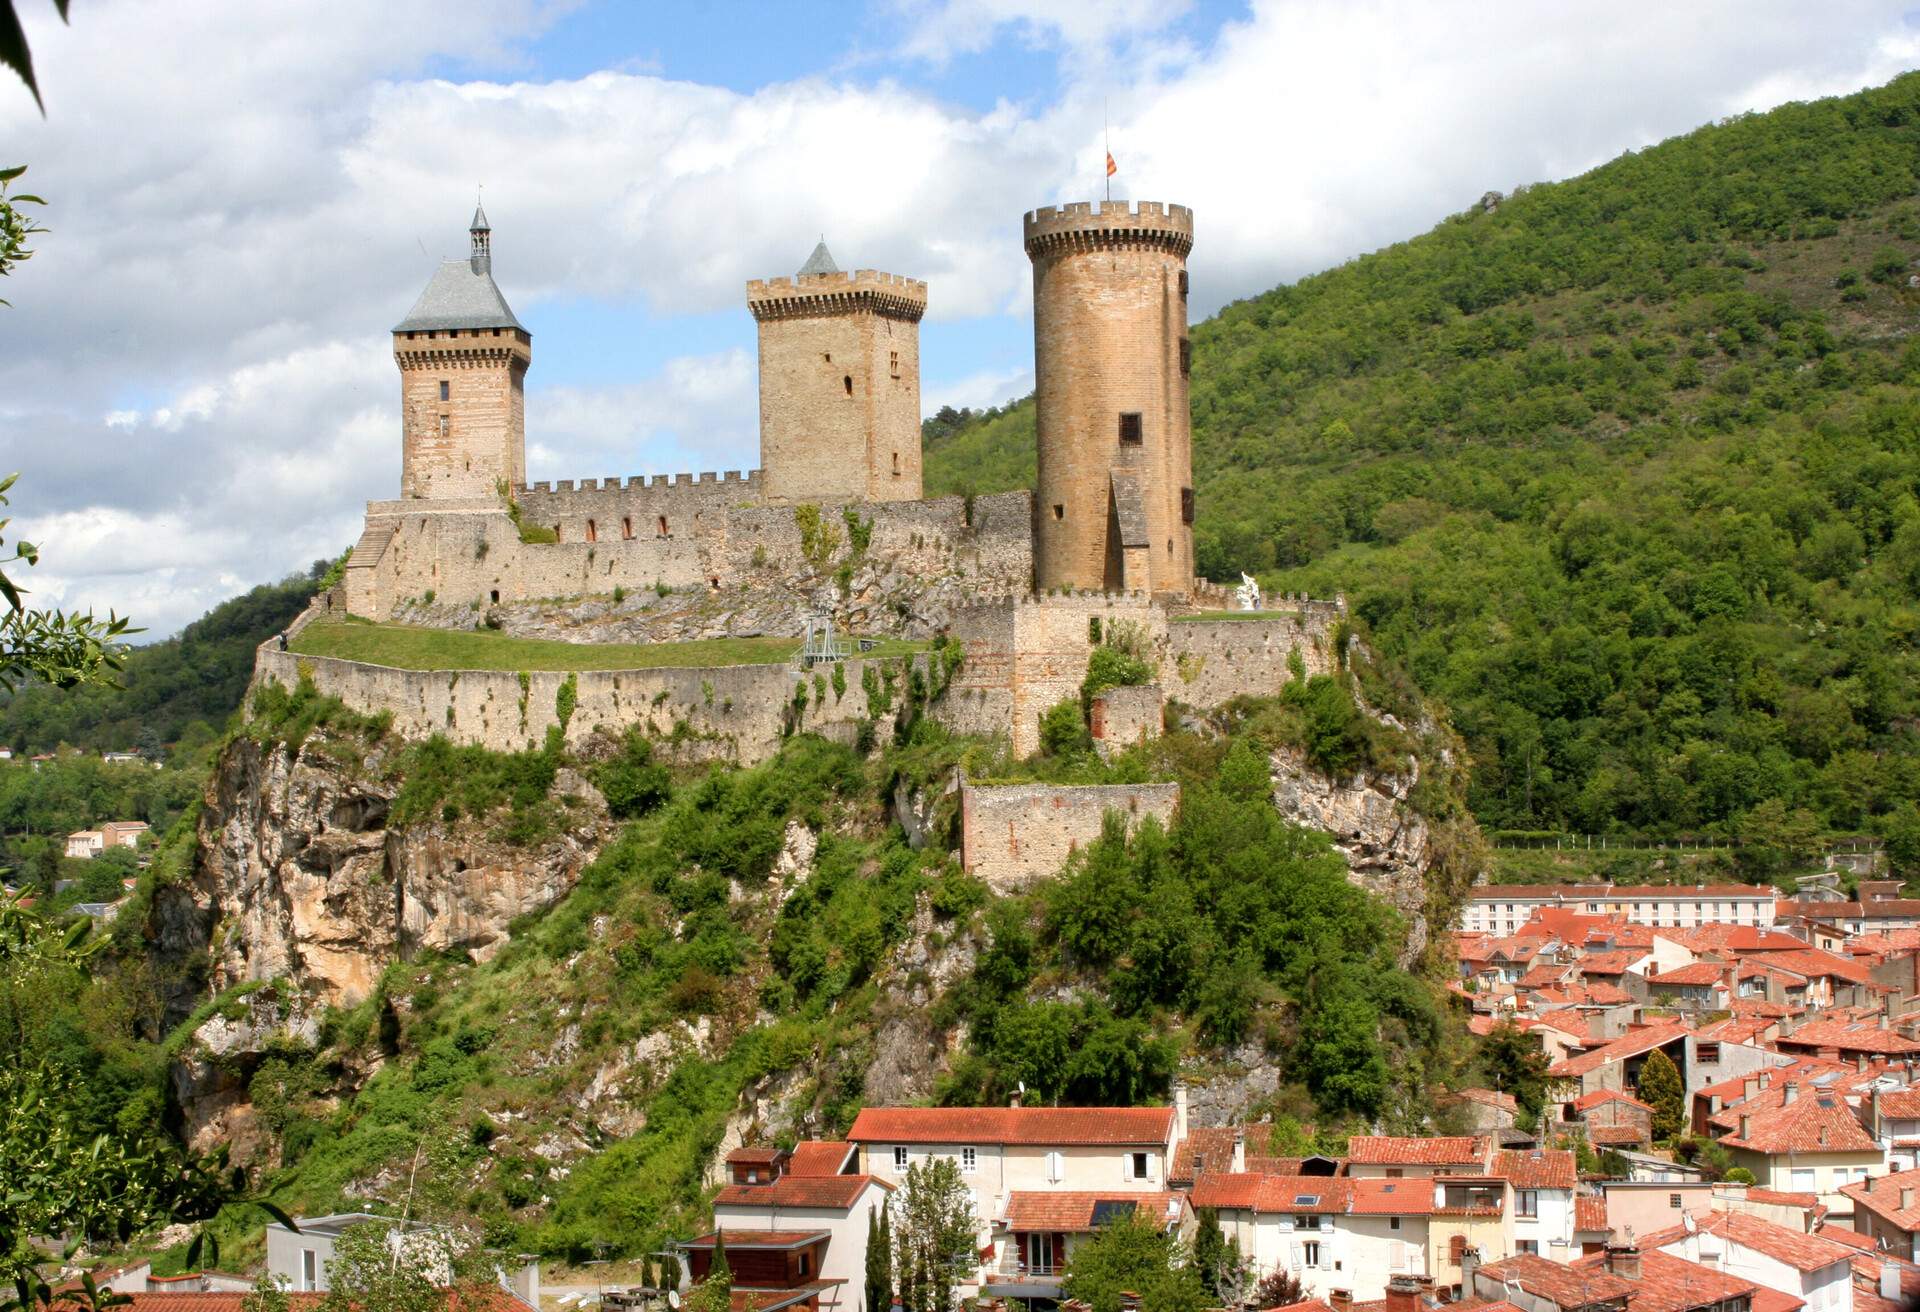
[278,197,1346,761]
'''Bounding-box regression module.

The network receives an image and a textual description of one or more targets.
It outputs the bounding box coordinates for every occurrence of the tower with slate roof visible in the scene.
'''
[393,204,532,500]
[747,239,926,503]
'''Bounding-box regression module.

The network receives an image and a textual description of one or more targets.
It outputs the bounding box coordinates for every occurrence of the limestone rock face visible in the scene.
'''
[1267,744,1435,967]
[169,985,322,1166]
[196,735,606,1008]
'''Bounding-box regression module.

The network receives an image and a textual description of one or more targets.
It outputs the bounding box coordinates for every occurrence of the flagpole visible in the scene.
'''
[1104,97,1111,202]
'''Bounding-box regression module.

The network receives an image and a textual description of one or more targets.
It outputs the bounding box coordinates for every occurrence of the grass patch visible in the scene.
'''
[294,620,802,671]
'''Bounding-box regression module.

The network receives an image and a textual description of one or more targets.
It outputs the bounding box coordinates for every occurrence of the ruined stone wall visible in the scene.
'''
[395,329,530,499]
[252,647,902,763]
[959,781,1181,889]
[1161,607,1343,707]
[1090,683,1163,756]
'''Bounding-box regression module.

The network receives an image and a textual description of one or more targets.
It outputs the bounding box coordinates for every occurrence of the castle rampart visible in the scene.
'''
[960,780,1182,889]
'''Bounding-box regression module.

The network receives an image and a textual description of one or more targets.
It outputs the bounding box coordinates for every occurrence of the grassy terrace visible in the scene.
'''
[291,619,927,672]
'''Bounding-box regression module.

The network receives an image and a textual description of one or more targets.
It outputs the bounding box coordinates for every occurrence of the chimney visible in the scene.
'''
[1009,1087,1022,1109]
[1173,1083,1188,1139]
[1387,1274,1425,1312]
[1740,1114,1752,1140]
[1459,1245,1481,1294]
[1604,1240,1643,1281]
[1784,1081,1799,1104]
[1883,1266,1903,1302]
[1232,1129,1246,1174]
[1331,1292,1354,1311]
[1818,1124,1829,1148]
[1743,1077,1760,1100]
[1903,1188,1915,1211]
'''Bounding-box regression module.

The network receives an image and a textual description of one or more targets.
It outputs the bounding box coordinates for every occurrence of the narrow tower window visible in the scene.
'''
[1053,504,1065,520]
[622,517,633,540]
[438,415,449,439]
[1182,487,1196,524]
[843,375,853,396]
[1118,412,1143,444]
[1178,270,1189,297]
[890,350,900,378]
[658,515,669,538]
[892,452,901,476]
[553,525,562,542]
[586,519,598,543]
[1179,339,1191,375]
[439,380,450,401]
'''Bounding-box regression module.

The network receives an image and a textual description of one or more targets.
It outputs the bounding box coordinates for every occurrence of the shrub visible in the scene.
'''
[593,731,672,819]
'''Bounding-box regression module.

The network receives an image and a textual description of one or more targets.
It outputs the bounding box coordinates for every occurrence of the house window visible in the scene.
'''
[1697,1043,1720,1064]
[1791,1168,1816,1191]
[1119,412,1143,444]
[1027,1233,1056,1275]
[1517,1190,1538,1217]
[439,380,450,401]
[1516,1240,1539,1256]
[1449,1235,1467,1264]
[1047,1151,1065,1182]
[797,1252,810,1278]
[893,1146,909,1170]
[1389,1217,1402,1232]
[1303,1241,1322,1269]
[1385,1169,1403,1179]
[1179,338,1191,375]
[1131,1151,1150,1180]
[302,1250,317,1291]
[962,1147,977,1174]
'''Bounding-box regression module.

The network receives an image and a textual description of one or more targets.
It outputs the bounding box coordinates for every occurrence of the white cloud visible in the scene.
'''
[1,0,1915,634]
[924,365,1035,416]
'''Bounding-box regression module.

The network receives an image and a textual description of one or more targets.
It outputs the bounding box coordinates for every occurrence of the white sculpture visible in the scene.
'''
[1235,572,1261,612]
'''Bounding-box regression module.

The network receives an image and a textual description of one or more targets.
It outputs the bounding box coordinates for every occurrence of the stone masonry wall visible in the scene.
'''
[396,330,530,499]
[253,647,906,763]
[1090,683,1163,756]
[960,781,1181,889]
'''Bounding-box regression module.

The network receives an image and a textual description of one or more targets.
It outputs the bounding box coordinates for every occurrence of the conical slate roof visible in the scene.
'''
[393,259,523,333]
[470,201,491,232]
[798,240,839,276]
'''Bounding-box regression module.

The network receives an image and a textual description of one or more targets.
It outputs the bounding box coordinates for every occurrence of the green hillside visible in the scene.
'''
[928,73,1920,849]
[0,567,324,755]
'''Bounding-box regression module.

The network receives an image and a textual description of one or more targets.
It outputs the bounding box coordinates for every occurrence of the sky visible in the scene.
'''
[2,0,1919,637]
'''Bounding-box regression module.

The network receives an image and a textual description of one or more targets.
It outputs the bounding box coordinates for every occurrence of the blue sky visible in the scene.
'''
[2,0,1916,635]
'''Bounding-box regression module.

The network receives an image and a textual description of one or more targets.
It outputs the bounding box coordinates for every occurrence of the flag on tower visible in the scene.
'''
[1106,150,1117,177]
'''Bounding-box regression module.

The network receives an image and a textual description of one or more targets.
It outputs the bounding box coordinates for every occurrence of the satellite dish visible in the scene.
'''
[667,1294,680,1310]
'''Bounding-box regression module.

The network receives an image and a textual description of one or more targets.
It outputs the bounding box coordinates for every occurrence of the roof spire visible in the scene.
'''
[469,193,492,275]
[798,238,839,277]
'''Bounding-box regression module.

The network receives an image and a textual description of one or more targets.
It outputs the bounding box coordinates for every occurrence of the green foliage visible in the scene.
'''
[1478,1020,1553,1119]
[1635,1047,1687,1142]
[591,731,672,820]
[554,673,578,736]
[793,504,842,571]
[1038,699,1091,758]
[249,674,389,753]
[842,508,874,556]
[926,73,1920,840]
[499,481,557,545]
[1080,644,1153,716]
[389,736,560,843]
[0,166,47,301]
[892,1159,976,1312]
[1060,1211,1208,1312]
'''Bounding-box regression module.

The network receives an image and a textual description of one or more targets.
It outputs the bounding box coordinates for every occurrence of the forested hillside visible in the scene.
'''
[927,73,1920,845]
[0,566,324,754]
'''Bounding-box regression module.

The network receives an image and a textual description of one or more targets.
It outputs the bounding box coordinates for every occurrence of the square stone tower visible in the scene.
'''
[748,242,926,504]
[393,204,532,500]
[1025,201,1195,596]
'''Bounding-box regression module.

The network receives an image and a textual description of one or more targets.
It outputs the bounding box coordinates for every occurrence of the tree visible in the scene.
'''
[316,1219,479,1312]
[1479,1021,1553,1119]
[1635,1048,1686,1142]
[1060,1212,1208,1312]
[1253,1269,1306,1309]
[1190,1208,1245,1302]
[0,473,135,690]
[865,1204,893,1312]
[892,1159,977,1312]
[684,1231,731,1312]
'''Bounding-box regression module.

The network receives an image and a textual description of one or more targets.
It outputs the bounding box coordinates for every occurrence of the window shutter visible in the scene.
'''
[1048,1151,1063,1182]
[1122,1154,1134,1181]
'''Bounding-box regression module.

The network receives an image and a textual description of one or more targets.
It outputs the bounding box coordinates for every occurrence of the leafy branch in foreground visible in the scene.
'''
[0,165,44,303]
[0,473,137,690]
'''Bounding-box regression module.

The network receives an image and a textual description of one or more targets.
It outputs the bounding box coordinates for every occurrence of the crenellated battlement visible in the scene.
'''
[1023,199,1194,257]
[746,269,928,322]
[517,469,761,496]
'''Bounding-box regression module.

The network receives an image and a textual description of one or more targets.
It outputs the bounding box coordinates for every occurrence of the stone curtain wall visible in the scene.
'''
[253,647,900,763]
[960,781,1181,889]
[1162,610,1342,707]
[1090,684,1163,755]
[349,488,1033,625]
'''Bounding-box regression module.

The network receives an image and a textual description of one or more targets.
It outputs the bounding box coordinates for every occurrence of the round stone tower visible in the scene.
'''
[1024,200,1194,596]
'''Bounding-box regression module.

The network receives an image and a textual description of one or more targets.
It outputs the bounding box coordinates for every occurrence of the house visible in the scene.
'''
[1872,1089,1920,1172]
[1601,1181,1715,1240]
[1644,1209,1855,1312]
[1191,1175,1361,1299]
[264,1215,535,1302]
[1494,1149,1579,1258]
[65,830,103,859]
[709,1145,895,1312]
[102,751,140,764]
[1569,1089,1652,1151]
[1642,963,1732,1012]
[1565,1245,1763,1312]
[63,820,148,860]
[1840,1168,1920,1263]
[1776,1020,1920,1064]
[1547,1021,1692,1109]
[1459,884,1777,935]
[1717,1094,1884,1217]
[1450,1089,1521,1133]
[986,1190,1190,1304]
[1466,1249,1637,1312]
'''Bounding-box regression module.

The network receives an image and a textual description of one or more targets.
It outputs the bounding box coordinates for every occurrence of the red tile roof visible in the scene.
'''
[1684,1210,1855,1272]
[1478,1253,1633,1308]
[683,1230,829,1248]
[1493,1148,1578,1190]
[1170,1126,1240,1184]
[1346,1179,1435,1215]
[1549,1021,1691,1078]
[1003,1190,1184,1232]
[785,1140,855,1176]
[1841,1168,1920,1232]
[726,1147,787,1164]
[1776,1019,1920,1055]
[1347,1135,1489,1166]
[1718,1096,1878,1154]
[1748,1290,1808,1312]
[1570,1250,1759,1312]
[1647,963,1729,987]
[1589,1125,1649,1146]
[1573,1089,1651,1112]
[1575,1196,1609,1233]
[712,1173,888,1209]
[1743,1188,1820,1208]
[846,1105,1174,1146]
[1751,951,1878,988]
[1879,1089,1920,1119]
[1188,1174,1354,1214]
[1453,1088,1521,1113]
[76,1294,529,1312]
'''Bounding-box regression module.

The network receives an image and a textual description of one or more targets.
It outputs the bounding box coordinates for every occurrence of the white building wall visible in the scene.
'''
[712,1185,892,1312]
